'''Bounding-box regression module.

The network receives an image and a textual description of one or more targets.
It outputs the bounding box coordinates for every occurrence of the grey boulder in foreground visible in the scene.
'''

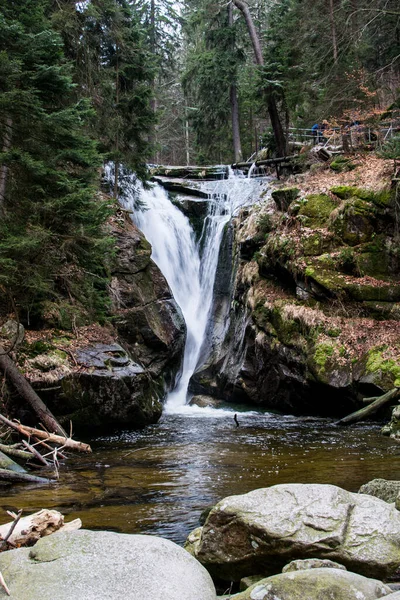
[189,483,400,581]
[229,568,392,600]
[0,529,216,600]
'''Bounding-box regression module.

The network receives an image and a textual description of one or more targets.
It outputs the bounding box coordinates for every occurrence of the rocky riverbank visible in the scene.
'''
[4,480,400,599]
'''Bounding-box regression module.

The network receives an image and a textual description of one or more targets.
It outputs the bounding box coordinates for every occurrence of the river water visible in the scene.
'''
[1,412,400,544]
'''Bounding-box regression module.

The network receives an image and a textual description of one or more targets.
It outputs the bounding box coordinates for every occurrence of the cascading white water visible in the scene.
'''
[120,168,266,413]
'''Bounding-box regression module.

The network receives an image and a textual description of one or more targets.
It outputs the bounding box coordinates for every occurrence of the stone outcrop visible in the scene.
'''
[187,483,400,581]
[0,529,217,600]
[110,217,186,387]
[192,180,400,418]
[230,569,392,600]
[47,344,163,429]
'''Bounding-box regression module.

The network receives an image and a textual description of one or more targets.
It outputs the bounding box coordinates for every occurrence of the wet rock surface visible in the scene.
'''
[110,217,186,389]
[188,483,400,582]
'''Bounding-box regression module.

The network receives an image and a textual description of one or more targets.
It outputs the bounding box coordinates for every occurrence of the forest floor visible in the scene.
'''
[286,153,394,195]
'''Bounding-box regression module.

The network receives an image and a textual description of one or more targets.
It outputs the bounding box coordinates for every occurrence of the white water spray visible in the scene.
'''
[121,168,266,413]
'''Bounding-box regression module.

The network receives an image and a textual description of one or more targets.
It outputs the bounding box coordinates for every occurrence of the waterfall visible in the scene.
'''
[120,168,265,413]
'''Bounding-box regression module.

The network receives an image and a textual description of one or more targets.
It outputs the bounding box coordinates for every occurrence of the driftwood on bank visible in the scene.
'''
[0,509,81,549]
[0,443,33,462]
[0,450,26,474]
[0,415,92,453]
[0,468,54,484]
[0,344,66,437]
[337,387,400,426]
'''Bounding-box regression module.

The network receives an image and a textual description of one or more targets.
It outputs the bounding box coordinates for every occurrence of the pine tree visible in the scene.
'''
[0,0,112,326]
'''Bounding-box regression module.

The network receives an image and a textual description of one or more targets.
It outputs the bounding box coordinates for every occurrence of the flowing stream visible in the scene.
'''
[132,171,265,413]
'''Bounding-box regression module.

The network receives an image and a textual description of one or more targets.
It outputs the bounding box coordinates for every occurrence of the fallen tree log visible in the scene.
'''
[0,414,91,453]
[337,387,400,426]
[0,444,32,461]
[0,344,66,437]
[0,450,26,474]
[0,509,81,549]
[231,155,298,169]
[0,468,53,484]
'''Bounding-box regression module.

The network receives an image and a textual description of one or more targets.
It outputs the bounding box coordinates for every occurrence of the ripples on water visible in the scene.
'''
[1,410,399,544]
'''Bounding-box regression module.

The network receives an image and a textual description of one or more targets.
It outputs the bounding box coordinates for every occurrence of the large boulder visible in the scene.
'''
[359,479,400,504]
[230,568,392,600]
[189,484,400,581]
[0,529,216,600]
[55,344,163,429]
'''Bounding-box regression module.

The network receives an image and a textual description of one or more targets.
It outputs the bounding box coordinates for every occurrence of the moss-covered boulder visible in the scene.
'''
[230,569,391,600]
[330,198,375,246]
[298,193,338,227]
[330,156,357,172]
[358,479,400,503]
[331,186,392,208]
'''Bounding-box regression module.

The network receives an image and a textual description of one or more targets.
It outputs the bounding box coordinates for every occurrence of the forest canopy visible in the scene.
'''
[0,0,398,323]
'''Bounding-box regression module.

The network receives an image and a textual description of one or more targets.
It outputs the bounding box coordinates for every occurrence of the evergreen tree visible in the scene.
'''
[52,0,156,187]
[0,0,112,326]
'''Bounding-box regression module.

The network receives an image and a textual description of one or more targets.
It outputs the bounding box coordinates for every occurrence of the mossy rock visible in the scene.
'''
[309,341,352,387]
[302,232,336,257]
[304,264,346,296]
[298,194,338,227]
[359,346,400,390]
[357,251,389,277]
[331,186,392,207]
[330,198,375,246]
[363,301,400,321]
[346,282,400,302]
[271,188,300,212]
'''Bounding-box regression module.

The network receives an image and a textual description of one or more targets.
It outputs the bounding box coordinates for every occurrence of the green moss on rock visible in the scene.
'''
[313,343,334,371]
[331,185,392,207]
[298,194,338,227]
[366,346,400,387]
[330,198,375,246]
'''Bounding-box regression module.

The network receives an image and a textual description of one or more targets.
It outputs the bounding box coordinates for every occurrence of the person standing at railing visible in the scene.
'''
[311,123,321,144]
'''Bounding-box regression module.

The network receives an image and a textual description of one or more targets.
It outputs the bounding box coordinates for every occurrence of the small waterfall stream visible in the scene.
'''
[122,169,266,413]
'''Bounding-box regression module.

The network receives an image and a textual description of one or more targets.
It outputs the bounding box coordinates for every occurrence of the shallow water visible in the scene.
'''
[2,410,400,545]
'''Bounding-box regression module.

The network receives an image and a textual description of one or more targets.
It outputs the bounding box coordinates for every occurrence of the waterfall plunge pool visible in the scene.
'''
[0,412,399,544]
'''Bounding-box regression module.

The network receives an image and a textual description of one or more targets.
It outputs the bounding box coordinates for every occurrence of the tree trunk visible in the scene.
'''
[0,117,12,215]
[228,2,243,163]
[0,346,66,436]
[0,469,53,485]
[337,388,400,425]
[0,414,91,453]
[231,0,286,157]
[0,509,79,549]
[328,0,338,62]
[230,84,243,163]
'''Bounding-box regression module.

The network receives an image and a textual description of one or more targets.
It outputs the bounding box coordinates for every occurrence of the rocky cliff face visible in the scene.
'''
[192,163,400,419]
[13,215,186,431]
